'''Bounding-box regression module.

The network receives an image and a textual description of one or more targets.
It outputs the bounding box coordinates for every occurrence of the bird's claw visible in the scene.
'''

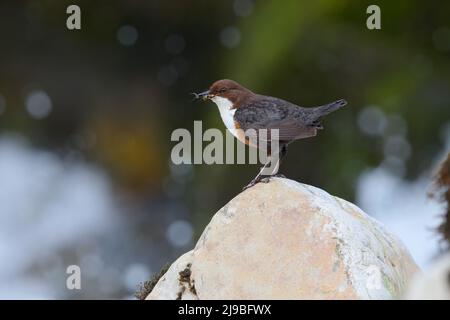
[242,176,272,191]
[242,181,255,191]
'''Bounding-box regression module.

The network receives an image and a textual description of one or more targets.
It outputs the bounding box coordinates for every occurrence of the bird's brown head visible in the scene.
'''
[194,79,254,105]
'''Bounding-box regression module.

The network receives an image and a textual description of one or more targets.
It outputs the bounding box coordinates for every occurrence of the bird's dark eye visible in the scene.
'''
[219,88,227,93]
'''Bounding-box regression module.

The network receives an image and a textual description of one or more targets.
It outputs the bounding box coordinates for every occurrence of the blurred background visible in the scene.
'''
[0,0,449,299]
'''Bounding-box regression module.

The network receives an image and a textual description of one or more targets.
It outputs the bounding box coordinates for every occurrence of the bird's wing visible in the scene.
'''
[234,97,317,142]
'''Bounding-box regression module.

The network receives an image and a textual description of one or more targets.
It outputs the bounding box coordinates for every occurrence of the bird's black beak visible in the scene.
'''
[191,90,211,101]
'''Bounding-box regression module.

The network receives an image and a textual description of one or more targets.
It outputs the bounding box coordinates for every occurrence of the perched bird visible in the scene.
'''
[194,79,347,189]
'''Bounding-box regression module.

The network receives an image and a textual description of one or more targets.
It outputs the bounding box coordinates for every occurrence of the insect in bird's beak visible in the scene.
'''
[191,90,211,101]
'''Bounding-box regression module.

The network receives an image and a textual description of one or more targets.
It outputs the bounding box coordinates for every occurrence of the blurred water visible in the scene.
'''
[0,135,119,298]
[356,167,443,268]
[0,134,194,299]
[356,126,450,268]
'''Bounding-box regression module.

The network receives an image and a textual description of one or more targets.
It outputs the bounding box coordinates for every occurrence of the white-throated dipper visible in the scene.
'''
[194,79,347,189]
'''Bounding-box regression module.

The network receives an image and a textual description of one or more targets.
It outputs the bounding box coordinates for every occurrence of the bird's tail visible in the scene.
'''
[315,99,347,116]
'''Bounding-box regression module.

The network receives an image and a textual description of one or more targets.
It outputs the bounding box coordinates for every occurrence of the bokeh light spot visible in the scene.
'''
[123,263,151,292]
[384,135,412,161]
[220,26,241,49]
[117,25,138,47]
[25,90,52,119]
[233,0,254,17]
[357,106,387,136]
[166,220,193,248]
[164,34,186,55]
[157,65,178,86]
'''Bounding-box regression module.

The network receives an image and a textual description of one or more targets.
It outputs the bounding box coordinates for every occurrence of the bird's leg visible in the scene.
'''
[243,161,272,190]
[271,144,288,178]
[243,144,289,190]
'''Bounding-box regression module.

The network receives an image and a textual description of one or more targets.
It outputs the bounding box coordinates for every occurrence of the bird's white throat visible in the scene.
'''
[211,96,237,136]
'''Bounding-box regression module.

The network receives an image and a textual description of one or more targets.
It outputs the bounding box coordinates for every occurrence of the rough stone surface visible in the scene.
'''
[147,178,419,300]
[146,251,197,300]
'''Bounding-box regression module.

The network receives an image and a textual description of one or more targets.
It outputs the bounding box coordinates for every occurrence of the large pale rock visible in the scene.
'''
[147,178,419,300]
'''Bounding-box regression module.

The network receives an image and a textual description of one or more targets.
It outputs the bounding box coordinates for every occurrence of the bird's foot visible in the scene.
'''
[242,175,272,191]
[260,177,272,183]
